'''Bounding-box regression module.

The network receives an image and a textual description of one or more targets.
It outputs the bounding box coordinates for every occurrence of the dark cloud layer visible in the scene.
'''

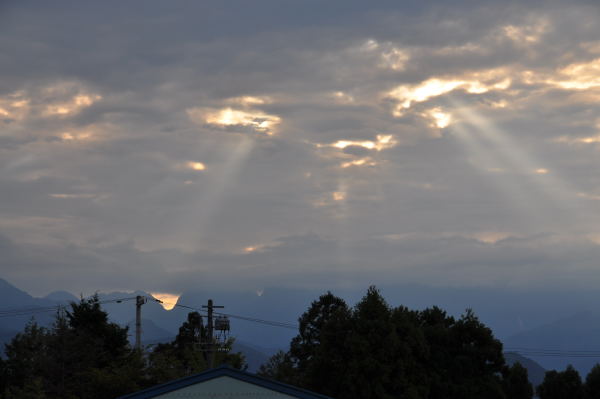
[1,0,600,311]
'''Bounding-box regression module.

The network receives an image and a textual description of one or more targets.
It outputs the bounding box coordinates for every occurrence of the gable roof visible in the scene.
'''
[117,365,334,399]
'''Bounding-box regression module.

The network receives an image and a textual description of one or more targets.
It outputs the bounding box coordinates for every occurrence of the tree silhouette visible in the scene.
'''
[503,362,533,399]
[584,363,600,399]
[538,365,584,399]
[260,287,509,399]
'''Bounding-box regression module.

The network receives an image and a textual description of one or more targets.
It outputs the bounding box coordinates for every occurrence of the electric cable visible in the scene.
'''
[156,299,299,330]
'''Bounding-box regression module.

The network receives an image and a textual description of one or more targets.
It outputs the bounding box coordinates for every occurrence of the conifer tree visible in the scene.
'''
[288,291,351,395]
[584,364,600,399]
[503,362,533,399]
[538,365,584,399]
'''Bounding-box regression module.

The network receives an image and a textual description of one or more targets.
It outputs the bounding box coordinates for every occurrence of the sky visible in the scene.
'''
[2,0,600,303]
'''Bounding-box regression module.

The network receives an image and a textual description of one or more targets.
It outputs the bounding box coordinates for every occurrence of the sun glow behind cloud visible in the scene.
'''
[340,158,376,168]
[329,135,396,151]
[502,19,548,45]
[331,91,355,104]
[470,231,513,244]
[355,39,410,71]
[332,191,346,201]
[0,92,30,121]
[423,107,452,129]
[387,72,511,115]
[187,161,206,171]
[44,94,101,117]
[552,58,600,90]
[379,47,409,71]
[189,107,281,135]
[315,135,396,169]
[555,135,600,145]
[61,131,94,141]
[150,292,181,310]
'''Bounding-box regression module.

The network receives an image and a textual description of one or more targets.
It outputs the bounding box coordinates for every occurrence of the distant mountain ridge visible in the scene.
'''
[504,311,600,377]
[0,278,61,333]
[43,290,79,303]
[0,278,32,304]
[504,352,546,388]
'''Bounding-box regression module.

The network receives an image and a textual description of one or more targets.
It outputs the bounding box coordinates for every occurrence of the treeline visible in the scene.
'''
[2,288,600,399]
[258,287,600,399]
[0,295,244,399]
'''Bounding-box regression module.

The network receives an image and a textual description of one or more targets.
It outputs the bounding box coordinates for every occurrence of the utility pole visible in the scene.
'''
[135,295,147,351]
[202,299,224,368]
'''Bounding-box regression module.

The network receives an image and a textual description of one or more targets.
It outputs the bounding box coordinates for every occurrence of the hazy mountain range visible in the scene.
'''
[5,277,600,380]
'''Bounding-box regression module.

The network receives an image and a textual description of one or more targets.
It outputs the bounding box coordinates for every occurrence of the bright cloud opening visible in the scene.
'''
[578,192,600,201]
[555,135,600,145]
[189,107,281,135]
[553,58,600,90]
[0,91,30,121]
[331,91,355,104]
[226,96,271,106]
[332,191,346,201]
[387,71,511,114]
[470,231,513,244]
[380,47,409,71]
[502,19,548,45]
[424,107,452,128]
[44,94,101,117]
[61,131,93,141]
[49,193,96,199]
[329,134,396,151]
[340,158,377,168]
[187,161,206,171]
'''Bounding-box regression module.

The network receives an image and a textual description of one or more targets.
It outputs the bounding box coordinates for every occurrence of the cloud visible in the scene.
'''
[2,0,600,298]
[5,230,600,297]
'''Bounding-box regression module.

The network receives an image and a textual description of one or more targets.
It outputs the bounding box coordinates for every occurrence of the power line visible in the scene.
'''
[0,307,59,318]
[0,297,299,330]
[506,347,600,354]
[156,300,299,330]
[215,311,298,330]
[505,348,600,358]
[0,297,138,318]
